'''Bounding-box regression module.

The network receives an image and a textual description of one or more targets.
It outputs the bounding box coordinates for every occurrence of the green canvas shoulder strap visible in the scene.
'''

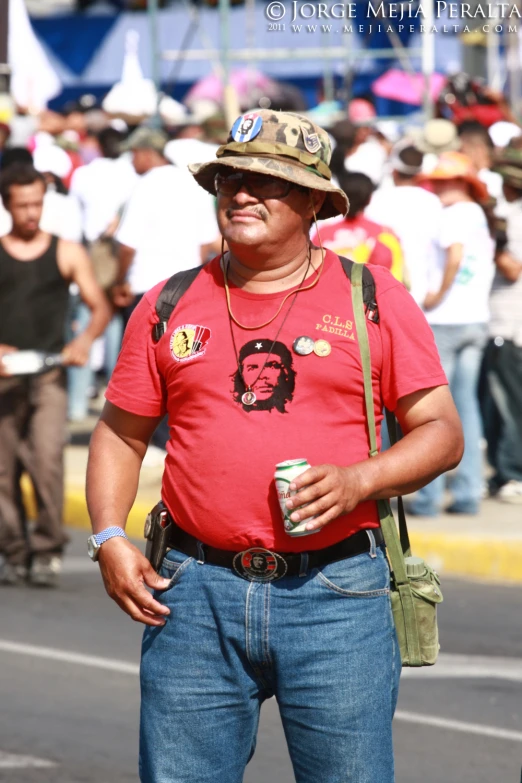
[349,262,413,586]
[351,262,423,664]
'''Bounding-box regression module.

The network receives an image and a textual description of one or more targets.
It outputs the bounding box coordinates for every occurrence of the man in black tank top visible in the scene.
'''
[0,164,111,586]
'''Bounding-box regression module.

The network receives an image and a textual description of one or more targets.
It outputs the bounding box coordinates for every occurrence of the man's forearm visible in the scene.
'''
[82,298,112,342]
[355,419,462,501]
[86,420,143,533]
[438,245,462,297]
[496,250,522,282]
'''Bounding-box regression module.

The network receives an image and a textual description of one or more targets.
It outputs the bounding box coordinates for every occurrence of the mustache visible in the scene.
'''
[226,206,268,220]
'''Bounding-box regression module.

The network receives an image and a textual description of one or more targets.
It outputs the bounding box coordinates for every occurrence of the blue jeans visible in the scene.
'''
[410,323,487,515]
[140,534,401,783]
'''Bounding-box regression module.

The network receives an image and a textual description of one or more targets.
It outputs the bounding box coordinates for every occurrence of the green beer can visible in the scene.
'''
[274,459,320,537]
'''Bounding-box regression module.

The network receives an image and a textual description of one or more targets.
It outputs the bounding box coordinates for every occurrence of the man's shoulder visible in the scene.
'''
[364,262,404,299]
[142,260,217,308]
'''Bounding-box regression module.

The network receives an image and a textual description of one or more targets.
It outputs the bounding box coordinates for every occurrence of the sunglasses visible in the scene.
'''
[214,170,306,200]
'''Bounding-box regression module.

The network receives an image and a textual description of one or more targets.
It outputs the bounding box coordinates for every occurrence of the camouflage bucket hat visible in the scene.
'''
[493,147,522,190]
[188,109,349,220]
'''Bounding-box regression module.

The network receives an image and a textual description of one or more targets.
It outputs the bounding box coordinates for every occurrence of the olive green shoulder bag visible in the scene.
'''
[350,261,443,667]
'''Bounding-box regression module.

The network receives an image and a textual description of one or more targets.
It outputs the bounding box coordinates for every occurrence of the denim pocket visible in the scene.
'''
[316,549,390,597]
[158,548,194,591]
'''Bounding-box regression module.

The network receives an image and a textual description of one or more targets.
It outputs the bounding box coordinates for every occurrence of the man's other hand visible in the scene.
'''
[97,537,171,626]
[111,282,135,308]
[0,344,18,377]
[61,334,93,366]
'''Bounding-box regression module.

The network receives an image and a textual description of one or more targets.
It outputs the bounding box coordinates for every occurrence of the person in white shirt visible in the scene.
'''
[112,127,219,324]
[408,152,495,517]
[366,142,443,305]
[67,128,138,421]
[69,127,137,243]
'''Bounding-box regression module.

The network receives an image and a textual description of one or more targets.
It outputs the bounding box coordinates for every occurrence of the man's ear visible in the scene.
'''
[306,189,326,219]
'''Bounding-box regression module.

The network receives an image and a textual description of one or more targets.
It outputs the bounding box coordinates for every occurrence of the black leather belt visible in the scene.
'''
[164,519,384,583]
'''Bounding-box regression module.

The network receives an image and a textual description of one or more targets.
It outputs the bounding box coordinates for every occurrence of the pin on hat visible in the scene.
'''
[231,113,263,143]
[303,131,321,154]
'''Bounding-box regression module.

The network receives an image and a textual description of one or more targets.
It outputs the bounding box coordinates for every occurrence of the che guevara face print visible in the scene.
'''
[231,339,296,413]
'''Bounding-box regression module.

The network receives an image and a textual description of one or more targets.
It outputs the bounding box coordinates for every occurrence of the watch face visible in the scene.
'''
[87,536,99,561]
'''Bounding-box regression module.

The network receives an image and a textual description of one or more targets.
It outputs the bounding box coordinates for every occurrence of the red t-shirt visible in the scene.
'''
[313,215,394,271]
[106,250,446,553]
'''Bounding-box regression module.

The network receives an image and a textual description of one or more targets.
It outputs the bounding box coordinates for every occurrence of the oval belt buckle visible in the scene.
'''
[233,547,288,582]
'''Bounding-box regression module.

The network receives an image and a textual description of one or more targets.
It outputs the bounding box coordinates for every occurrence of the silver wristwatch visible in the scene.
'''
[87,526,128,562]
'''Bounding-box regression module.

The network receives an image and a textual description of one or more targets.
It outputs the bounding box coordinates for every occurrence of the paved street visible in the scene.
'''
[1,528,522,783]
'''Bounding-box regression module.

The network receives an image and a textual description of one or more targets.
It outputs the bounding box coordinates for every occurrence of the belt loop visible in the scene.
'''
[366,530,377,558]
[196,541,205,565]
[299,552,309,577]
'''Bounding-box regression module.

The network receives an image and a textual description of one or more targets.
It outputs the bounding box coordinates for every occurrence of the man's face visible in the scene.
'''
[217,178,315,252]
[433,178,470,207]
[6,181,45,238]
[174,331,190,356]
[241,353,284,401]
[132,148,160,175]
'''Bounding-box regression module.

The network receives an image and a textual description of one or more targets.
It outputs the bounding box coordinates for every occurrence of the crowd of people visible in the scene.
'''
[312,107,522,516]
[0,83,521,586]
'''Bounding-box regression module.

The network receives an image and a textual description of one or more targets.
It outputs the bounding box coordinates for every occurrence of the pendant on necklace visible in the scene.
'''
[242,390,257,406]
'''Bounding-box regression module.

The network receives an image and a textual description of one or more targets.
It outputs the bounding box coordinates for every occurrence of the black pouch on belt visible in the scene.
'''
[144,501,172,572]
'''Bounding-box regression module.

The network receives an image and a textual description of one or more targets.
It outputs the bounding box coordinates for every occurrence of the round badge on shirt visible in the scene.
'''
[314,339,332,357]
[293,336,315,356]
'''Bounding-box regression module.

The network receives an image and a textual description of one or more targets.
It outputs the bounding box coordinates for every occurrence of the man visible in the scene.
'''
[366,141,443,305]
[0,146,83,242]
[458,120,504,208]
[481,151,522,501]
[313,170,404,282]
[68,127,138,421]
[0,164,110,586]
[86,110,463,782]
[69,126,137,247]
[111,126,220,324]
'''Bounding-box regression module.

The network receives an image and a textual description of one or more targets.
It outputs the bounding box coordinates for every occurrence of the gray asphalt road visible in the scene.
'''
[1,529,522,783]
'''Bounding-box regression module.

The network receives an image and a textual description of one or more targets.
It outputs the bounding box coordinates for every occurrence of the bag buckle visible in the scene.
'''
[232,547,288,582]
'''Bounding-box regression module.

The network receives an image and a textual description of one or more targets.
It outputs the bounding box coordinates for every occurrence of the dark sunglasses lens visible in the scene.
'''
[249,175,290,198]
[214,172,242,196]
[215,171,291,199]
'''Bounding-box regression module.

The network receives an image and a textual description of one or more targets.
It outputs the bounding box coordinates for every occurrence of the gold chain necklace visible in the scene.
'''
[222,246,325,331]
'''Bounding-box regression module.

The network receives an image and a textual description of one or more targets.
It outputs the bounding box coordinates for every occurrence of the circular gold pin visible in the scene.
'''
[314,339,331,357]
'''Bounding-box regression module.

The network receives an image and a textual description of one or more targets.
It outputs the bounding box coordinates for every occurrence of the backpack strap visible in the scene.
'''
[337,255,379,323]
[152,265,206,343]
[350,260,411,577]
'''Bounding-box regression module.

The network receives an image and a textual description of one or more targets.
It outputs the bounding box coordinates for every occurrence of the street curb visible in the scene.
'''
[64,488,149,541]
[409,533,522,585]
[23,479,522,584]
